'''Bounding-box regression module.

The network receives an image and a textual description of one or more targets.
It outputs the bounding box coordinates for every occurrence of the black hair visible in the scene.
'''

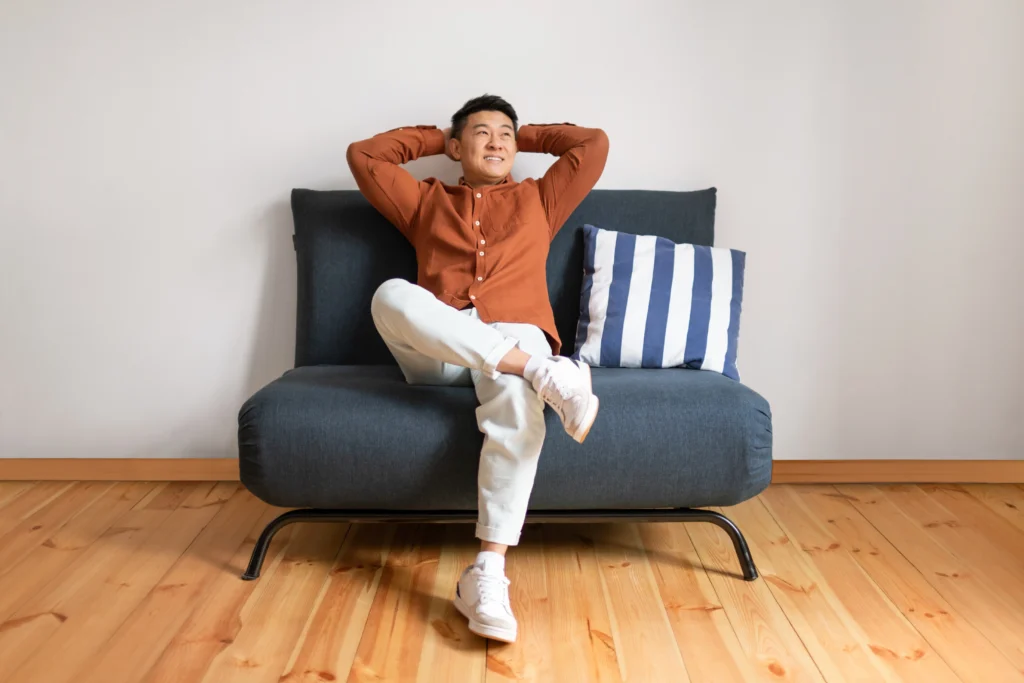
[450,94,518,141]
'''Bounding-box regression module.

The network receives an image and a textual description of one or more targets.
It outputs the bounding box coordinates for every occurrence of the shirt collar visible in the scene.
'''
[457,174,515,189]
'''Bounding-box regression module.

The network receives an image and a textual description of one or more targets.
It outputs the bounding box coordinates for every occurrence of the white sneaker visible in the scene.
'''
[453,561,517,643]
[531,357,600,443]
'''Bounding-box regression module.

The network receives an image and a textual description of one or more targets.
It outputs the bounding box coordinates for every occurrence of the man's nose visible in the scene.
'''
[486,138,503,150]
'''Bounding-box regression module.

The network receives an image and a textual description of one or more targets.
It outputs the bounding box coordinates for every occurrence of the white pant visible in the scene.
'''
[370,279,550,546]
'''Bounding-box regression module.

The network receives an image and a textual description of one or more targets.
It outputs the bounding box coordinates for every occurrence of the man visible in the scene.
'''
[346,94,608,643]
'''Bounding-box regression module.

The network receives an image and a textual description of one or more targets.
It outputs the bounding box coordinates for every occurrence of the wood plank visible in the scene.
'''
[3,482,1024,680]
[871,485,1024,612]
[792,484,1023,682]
[131,482,170,510]
[0,482,34,511]
[637,522,751,682]
[413,524,487,683]
[771,459,1024,483]
[482,523,553,683]
[0,490,187,674]
[0,481,114,578]
[584,523,690,683]
[4,458,1024,484]
[760,486,961,682]
[716,497,900,682]
[0,482,155,623]
[962,483,1024,534]
[836,484,1024,671]
[0,458,239,481]
[346,524,444,683]
[140,505,297,683]
[3,483,238,683]
[539,524,622,683]
[918,483,1024,571]
[686,510,825,683]
[0,482,75,539]
[76,486,270,683]
[138,480,197,510]
[197,521,349,683]
[280,524,398,683]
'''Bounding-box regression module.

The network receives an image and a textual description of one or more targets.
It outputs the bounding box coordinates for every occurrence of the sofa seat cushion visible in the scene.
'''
[238,365,772,510]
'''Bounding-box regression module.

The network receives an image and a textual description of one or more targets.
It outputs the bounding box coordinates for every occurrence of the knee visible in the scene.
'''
[370,278,412,323]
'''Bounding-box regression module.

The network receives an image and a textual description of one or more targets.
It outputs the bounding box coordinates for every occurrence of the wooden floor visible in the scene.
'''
[0,483,1022,682]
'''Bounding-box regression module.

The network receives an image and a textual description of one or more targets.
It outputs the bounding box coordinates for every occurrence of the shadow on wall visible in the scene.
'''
[245,198,298,399]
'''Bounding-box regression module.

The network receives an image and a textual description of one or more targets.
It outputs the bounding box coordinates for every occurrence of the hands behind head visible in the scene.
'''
[443,127,457,161]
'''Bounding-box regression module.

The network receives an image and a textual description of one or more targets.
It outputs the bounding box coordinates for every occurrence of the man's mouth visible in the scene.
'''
[484,156,504,164]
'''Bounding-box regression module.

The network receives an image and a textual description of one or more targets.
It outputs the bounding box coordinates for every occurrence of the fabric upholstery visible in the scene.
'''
[573,223,746,380]
[241,185,772,515]
[291,188,718,367]
[238,365,772,510]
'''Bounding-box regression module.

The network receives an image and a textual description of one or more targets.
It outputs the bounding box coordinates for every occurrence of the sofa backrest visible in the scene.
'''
[291,188,717,367]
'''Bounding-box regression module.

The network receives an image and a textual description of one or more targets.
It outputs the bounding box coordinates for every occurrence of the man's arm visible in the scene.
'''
[517,123,609,237]
[346,125,448,237]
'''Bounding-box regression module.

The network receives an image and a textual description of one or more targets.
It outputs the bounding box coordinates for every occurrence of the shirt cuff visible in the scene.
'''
[516,122,577,153]
[516,124,541,153]
[420,127,446,156]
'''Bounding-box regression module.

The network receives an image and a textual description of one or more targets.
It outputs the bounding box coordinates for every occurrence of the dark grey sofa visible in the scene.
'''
[237,188,773,581]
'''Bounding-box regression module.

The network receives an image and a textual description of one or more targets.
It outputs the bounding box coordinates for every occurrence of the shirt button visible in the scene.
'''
[475,220,480,226]
[470,295,476,300]
[479,251,485,256]
[480,239,486,245]
[476,193,482,198]
[477,276,483,281]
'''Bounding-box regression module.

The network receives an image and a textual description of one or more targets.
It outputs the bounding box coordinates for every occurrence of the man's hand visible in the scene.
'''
[442,127,457,160]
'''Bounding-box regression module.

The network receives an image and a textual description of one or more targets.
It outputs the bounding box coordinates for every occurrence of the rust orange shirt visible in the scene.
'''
[346,123,609,354]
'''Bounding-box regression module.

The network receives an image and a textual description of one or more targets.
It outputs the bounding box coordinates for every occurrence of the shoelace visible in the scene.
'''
[476,571,511,611]
[539,385,569,414]
[541,368,575,404]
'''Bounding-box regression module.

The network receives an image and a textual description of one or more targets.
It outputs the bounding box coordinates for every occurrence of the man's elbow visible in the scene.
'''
[346,141,363,169]
[347,141,377,178]
[586,128,609,165]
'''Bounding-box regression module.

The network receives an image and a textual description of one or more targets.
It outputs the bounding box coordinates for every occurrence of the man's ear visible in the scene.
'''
[448,136,461,161]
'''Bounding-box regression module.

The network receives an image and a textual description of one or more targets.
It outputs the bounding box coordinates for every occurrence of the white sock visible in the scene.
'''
[523,355,548,384]
[475,550,506,575]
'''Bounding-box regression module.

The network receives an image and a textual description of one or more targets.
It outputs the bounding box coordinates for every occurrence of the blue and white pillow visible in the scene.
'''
[571,224,746,380]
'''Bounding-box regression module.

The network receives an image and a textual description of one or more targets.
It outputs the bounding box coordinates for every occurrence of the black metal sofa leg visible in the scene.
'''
[242,509,326,580]
[679,509,759,581]
[241,508,759,581]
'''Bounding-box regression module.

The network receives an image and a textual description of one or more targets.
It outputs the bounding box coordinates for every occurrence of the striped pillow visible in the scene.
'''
[571,224,746,380]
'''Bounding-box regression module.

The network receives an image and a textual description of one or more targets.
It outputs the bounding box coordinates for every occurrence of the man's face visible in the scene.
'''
[452,110,517,184]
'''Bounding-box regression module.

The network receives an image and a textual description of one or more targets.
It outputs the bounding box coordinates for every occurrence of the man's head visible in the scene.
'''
[448,94,518,186]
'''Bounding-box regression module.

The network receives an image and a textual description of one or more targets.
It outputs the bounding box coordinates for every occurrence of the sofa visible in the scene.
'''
[237,187,773,581]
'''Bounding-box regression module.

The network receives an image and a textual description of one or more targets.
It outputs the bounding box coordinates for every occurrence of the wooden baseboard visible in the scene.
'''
[0,458,240,481]
[0,458,1021,483]
[770,459,1024,483]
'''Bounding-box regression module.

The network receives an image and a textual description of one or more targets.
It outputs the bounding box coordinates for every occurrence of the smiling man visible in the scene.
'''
[346,94,608,643]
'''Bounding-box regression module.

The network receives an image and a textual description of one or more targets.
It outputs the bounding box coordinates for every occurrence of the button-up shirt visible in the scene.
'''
[346,122,609,354]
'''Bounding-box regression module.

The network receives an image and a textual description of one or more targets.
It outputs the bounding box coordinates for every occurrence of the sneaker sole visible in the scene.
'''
[570,362,599,444]
[453,593,518,643]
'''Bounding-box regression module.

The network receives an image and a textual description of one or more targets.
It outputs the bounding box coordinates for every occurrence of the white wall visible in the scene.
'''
[1,0,1022,460]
